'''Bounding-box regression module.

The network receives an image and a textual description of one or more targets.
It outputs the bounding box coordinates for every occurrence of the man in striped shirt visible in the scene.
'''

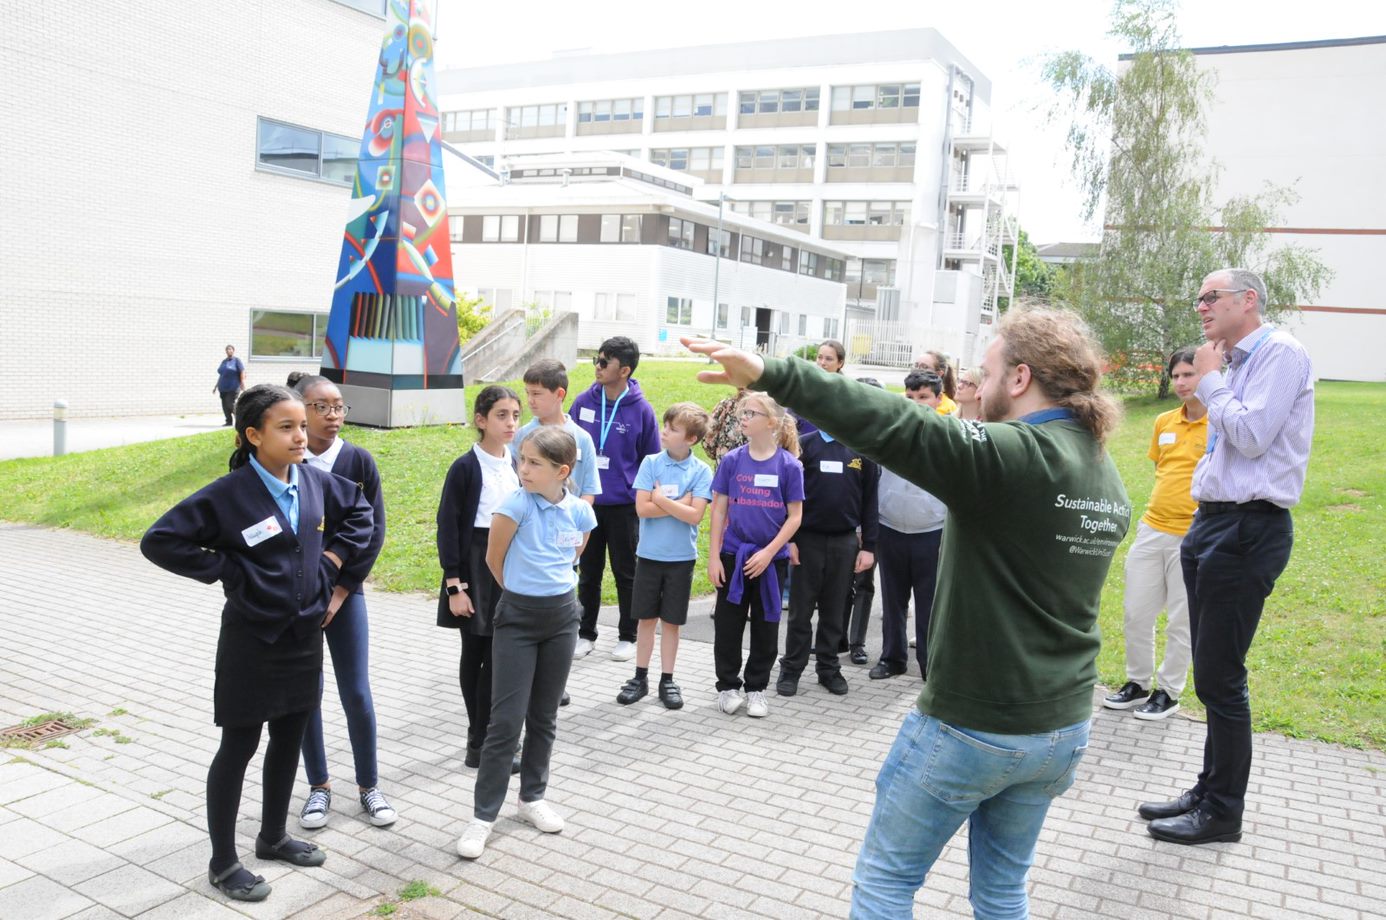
[1140,268,1314,846]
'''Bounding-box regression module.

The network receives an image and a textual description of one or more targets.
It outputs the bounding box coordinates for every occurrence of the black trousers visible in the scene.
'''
[843,562,877,650]
[218,390,238,425]
[713,554,787,693]
[1180,505,1293,819]
[459,632,493,752]
[781,530,858,677]
[877,527,942,676]
[577,503,639,643]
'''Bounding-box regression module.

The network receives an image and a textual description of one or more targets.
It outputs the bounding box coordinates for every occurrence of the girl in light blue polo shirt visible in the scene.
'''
[455,426,596,861]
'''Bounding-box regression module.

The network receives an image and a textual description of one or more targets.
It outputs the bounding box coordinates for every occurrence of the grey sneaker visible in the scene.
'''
[298,787,331,830]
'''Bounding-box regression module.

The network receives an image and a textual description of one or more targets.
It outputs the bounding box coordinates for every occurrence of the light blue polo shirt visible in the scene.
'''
[514,416,602,500]
[494,487,597,596]
[249,454,300,533]
[632,450,714,562]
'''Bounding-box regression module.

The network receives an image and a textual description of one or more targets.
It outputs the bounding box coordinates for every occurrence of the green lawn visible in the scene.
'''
[1,362,1381,748]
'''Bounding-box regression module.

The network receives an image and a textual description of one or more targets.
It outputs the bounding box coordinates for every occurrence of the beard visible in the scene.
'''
[981,386,1011,422]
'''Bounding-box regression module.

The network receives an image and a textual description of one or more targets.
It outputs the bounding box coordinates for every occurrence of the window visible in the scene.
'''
[798,314,808,336]
[600,214,621,243]
[533,291,573,314]
[480,214,522,242]
[667,217,694,250]
[621,214,641,242]
[506,103,567,129]
[740,306,753,328]
[666,296,693,325]
[577,97,644,123]
[740,237,765,265]
[798,250,819,276]
[779,312,792,334]
[734,87,820,116]
[823,201,912,226]
[650,147,722,172]
[653,93,728,120]
[256,118,357,185]
[558,214,578,243]
[595,293,637,322]
[826,259,844,282]
[732,200,810,227]
[251,310,324,358]
[826,143,915,173]
[824,317,840,338]
[780,245,794,271]
[443,108,494,133]
[539,215,558,242]
[717,303,729,329]
[482,215,499,242]
[706,227,732,257]
[830,83,922,111]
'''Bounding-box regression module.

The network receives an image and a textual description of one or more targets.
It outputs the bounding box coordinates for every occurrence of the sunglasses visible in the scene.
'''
[592,356,613,369]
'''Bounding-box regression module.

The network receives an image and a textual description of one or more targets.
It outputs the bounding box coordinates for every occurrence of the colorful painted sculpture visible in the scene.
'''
[320,0,464,426]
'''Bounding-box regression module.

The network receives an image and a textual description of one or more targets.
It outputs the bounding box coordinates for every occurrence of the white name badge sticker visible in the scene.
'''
[754,474,779,488]
[241,516,282,547]
[575,449,582,461]
[660,484,681,498]
[596,456,611,470]
[820,460,844,474]
[555,530,584,548]
[578,407,596,423]
[1158,432,1177,446]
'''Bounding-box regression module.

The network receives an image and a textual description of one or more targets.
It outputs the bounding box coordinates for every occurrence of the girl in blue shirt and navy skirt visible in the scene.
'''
[141,384,376,903]
[455,426,597,860]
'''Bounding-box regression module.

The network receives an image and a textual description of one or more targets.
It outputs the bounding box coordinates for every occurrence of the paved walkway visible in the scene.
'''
[1,524,1383,919]
[0,414,229,461]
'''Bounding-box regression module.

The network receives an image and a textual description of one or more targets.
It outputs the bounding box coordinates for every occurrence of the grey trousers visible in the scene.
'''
[473,589,579,822]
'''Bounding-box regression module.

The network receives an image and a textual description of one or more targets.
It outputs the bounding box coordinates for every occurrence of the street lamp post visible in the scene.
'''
[711,192,726,345]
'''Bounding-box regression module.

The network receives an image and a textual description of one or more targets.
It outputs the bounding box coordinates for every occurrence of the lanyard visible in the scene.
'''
[1019,408,1076,425]
[598,387,628,454]
[1206,327,1273,455]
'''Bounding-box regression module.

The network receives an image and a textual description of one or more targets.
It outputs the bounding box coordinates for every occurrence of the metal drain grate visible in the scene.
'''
[0,719,83,745]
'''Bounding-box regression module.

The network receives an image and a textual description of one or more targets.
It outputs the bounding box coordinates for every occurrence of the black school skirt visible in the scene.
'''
[213,609,323,727]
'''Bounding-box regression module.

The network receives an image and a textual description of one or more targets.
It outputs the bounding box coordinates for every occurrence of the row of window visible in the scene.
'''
[824,200,912,227]
[730,200,811,226]
[828,142,917,168]
[650,147,724,171]
[640,142,917,174]
[449,81,923,135]
[734,145,817,170]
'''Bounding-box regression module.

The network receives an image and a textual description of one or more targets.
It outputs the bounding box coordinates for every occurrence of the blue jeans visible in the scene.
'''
[851,709,1090,920]
[301,592,379,788]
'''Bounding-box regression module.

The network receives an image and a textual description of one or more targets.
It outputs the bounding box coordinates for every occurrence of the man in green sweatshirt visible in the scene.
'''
[685,308,1130,920]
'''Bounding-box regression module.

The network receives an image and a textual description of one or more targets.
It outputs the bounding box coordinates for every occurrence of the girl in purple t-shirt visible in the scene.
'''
[708,392,804,719]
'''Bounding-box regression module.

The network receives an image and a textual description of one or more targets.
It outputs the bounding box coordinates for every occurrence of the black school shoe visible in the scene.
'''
[1133,690,1180,721]
[849,646,869,665]
[818,671,849,695]
[255,834,326,867]
[616,676,648,705]
[775,670,800,697]
[466,746,522,774]
[1147,805,1243,845]
[658,678,683,710]
[1102,681,1150,710]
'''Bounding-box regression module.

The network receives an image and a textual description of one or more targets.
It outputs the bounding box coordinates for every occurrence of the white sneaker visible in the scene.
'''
[610,640,636,662]
[456,818,494,859]
[717,689,744,715]
[746,690,769,718]
[573,638,594,659]
[517,799,565,834]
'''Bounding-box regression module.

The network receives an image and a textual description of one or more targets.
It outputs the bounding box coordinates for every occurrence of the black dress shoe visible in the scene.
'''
[1147,806,1242,845]
[849,646,869,665]
[869,661,906,680]
[616,677,648,705]
[1137,790,1202,821]
[465,746,481,769]
[1102,681,1150,710]
[818,671,849,695]
[560,691,570,707]
[658,679,684,710]
[776,670,800,697]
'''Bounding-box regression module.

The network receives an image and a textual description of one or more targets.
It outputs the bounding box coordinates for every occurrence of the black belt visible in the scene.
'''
[1198,500,1282,515]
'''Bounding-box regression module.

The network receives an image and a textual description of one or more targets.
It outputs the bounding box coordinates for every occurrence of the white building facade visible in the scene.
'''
[436,29,1017,368]
[1184,36,1386,382]
[0,0,388,419]
[447,156,849,359]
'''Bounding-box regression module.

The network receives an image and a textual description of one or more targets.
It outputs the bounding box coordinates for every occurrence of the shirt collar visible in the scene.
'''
[663,449,694,466]
[819,430,836,443]
[306,437,345,470]
[249,454,298,499]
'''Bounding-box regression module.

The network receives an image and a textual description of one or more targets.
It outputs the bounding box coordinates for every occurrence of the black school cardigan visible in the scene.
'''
[435,448,484,629]
[325,440,387,592]
[140,464,376,643]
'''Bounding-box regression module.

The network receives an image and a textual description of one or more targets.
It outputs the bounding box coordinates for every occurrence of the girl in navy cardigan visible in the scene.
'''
[290,375,395,831]
[436,386,523,769]
[141,384,375,903]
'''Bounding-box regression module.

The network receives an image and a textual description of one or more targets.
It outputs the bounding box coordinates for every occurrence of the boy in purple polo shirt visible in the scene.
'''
[568,336,660,663]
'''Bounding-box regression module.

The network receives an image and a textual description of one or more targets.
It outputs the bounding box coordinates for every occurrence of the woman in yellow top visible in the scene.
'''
[913,350,958,415]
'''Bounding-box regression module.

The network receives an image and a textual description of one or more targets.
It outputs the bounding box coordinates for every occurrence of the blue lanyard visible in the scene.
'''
[598,387,627,454]
[1206,327,1273,455]
[1019,408,1076,425]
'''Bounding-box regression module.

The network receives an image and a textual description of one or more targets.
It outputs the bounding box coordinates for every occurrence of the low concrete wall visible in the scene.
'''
[478,312,579,384]
[459,308,526,386]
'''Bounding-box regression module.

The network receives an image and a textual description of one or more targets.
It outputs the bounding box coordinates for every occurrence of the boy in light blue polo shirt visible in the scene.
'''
[616,403,713,710]
[515,359,602,504]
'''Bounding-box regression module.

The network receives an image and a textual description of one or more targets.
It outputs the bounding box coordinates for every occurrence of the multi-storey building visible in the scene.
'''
[2,0,388,419]
[436,29,1018,367]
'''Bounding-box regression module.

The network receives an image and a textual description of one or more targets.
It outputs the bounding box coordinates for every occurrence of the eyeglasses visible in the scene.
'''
[308,402,350,418]
[740,409,769,420]
[1194,289,1248,307]
[957,380,978,390]
[592,356,611,369]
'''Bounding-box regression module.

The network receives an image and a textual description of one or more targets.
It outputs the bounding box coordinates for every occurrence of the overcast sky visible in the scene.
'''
[432,0,1384,244]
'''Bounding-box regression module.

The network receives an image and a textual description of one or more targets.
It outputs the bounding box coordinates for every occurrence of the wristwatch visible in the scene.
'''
[445,583,468,596]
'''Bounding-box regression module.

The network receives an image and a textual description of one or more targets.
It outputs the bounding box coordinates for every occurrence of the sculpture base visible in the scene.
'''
[338,384,467,428]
